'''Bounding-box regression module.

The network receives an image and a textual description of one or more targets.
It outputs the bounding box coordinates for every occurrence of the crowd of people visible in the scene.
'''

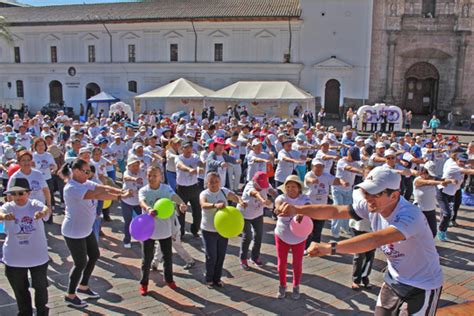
[0,107,473,315]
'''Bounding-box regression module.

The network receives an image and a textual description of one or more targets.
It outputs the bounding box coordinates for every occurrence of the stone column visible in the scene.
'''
[385,31,397,102]
[453,34,468,103]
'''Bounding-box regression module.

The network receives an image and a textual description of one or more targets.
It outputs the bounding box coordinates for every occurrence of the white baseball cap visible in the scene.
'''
[422,161,437,177]
[251,138,262,146]
[384,149,397,157]
[376,142,386,149]
[311,158,325,166]
[356,167,401,194]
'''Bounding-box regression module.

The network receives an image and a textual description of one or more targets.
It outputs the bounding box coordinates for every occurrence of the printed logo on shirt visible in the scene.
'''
[30,180,41,191]
[15,216,36,245]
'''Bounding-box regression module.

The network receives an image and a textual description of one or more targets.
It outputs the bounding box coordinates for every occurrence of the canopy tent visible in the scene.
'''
[110,102,133,120]
[206,81,315,117]
[134,78,214,113]
[87,92,119,117]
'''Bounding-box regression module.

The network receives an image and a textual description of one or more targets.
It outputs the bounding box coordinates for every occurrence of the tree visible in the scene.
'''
[0,16,13,44]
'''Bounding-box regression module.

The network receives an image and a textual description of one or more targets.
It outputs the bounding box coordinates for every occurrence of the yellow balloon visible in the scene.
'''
[103,200,112,209]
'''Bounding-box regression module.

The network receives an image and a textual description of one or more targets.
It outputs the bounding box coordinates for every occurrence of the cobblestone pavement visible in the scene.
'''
[1,203,473,315]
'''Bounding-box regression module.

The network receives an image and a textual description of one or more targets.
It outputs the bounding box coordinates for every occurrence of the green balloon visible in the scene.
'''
[153,198,175,219]
[214,206,244,238]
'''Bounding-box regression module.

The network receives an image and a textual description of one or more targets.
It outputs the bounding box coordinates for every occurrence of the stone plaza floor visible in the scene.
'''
[0,203,473,315]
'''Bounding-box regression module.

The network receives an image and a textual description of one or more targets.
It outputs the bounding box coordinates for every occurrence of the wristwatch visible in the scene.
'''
[330,242,338,255]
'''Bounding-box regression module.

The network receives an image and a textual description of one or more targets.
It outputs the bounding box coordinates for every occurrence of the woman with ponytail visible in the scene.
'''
[60,158,132,308]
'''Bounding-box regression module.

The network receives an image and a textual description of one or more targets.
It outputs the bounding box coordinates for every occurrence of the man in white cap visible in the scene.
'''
[247,138,271,183]
[277,167,443,315]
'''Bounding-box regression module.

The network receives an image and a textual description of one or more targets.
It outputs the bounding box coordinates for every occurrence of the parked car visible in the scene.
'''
[40,102,74,118]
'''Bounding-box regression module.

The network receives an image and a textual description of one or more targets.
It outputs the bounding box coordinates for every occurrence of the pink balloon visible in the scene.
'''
[290,216,314,238]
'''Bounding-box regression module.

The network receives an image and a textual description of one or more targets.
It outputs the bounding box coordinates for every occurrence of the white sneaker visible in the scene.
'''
[124,243,131,249]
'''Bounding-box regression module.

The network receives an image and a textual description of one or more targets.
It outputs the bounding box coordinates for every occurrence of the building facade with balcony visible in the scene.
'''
[369,0,473,116]
[0,0,373,115]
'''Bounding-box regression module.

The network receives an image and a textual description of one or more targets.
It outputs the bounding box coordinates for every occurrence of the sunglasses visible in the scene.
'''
[386,156,396,160]
[10,191,27,196]
[81,169,92,175]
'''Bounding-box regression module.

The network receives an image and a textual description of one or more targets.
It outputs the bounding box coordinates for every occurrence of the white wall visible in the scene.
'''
[0,1,374,114]
[299,0,373,106]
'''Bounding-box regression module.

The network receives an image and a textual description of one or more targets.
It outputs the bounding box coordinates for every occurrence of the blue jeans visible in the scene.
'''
[331,187,352,236]
[117,159,126,174]
[107,170,116,182]
[166,170,177,192]
[121,201,142,244]
[202,230,228,283]
[436,188,454,232]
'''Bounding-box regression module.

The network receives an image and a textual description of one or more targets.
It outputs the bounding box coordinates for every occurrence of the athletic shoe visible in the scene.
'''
[124,243,131,249]
[240,259,250,271]
[183,261,195,270]
[303,250,309,257]
[277,286,286,299]
[64,296,88,308]
[292,285,300,300]
[250,257,263,267]
[451,220,459,227]
[151,261,158,271]
[437,231,447,242]
[214,280,224,288]
[167,281,177,290]
[76,288,100,299]
[140,284,148,296]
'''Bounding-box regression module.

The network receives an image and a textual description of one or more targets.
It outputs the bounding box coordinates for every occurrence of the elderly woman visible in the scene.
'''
[200,172,245,288]
[274,175,311,300]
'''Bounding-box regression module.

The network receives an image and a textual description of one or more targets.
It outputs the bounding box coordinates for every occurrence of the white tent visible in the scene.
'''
[207,81,315,117]
[134,78,214,113]
[110,102,133,120]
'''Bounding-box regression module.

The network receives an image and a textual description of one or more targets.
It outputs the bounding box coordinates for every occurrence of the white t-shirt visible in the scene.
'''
[200,187,231,232]
[438,158,464,196]
[138,184,174,240]
[247,151,270,181]
[274,194,311,245]
[237,181,268,220]
[109,142,127,161]
[122,169,147,206]
[1,200,49,267]
[352,192,443,290]
[413,176,437,211]
[8,169,48,204]
[335,158,360,191]
[315,150,337,174]
[61,179,97,239]
[304,171,335,204]
[275,149,297,183]
[176,154,200,186]
[33,152,56,180]
[91,157,108,178]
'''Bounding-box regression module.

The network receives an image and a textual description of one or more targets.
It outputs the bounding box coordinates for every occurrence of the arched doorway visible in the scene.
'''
[85,82,100,100]
[404,62,439,115]
[324,79,340,114]
[49,80,63,105]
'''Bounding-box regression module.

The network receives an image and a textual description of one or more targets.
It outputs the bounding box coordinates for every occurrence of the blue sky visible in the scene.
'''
[18,0,135,6]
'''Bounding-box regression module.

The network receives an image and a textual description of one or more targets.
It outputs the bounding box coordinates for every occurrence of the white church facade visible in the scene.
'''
[0,0,373,115]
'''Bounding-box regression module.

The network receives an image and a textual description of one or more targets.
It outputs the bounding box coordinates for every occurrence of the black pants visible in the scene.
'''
[306,219,326,248]
[176,183,202,236]
[240,216,263,260]
[52,174,64,203]
[401,176,413,201]
[351,229,375,284]
[381,123,386,132]
[388,123,394,132]
[64,232,100,294]
[5,262,49,316]
[422,210,437,238]
[453,188,462,222]
[141,237,173,285]
[46,178,55,208]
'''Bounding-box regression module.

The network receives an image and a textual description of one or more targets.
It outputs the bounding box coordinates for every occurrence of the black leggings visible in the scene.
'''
[453,188,462,222]
[422,210,437,238]
[64,232,100,294]
[141,237,173,285]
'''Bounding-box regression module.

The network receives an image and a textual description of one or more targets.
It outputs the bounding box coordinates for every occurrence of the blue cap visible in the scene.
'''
[98,136,109,144]
[7,132,17,138]
[99,126,108,132]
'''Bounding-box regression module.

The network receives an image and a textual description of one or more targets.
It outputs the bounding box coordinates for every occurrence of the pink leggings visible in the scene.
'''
[275,236,306,287]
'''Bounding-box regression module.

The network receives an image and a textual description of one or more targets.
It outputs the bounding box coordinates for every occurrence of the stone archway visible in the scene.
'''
[404,62,439,115]
[49,80,63,105]
[85,82,100,100]
[324,79,340,114]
